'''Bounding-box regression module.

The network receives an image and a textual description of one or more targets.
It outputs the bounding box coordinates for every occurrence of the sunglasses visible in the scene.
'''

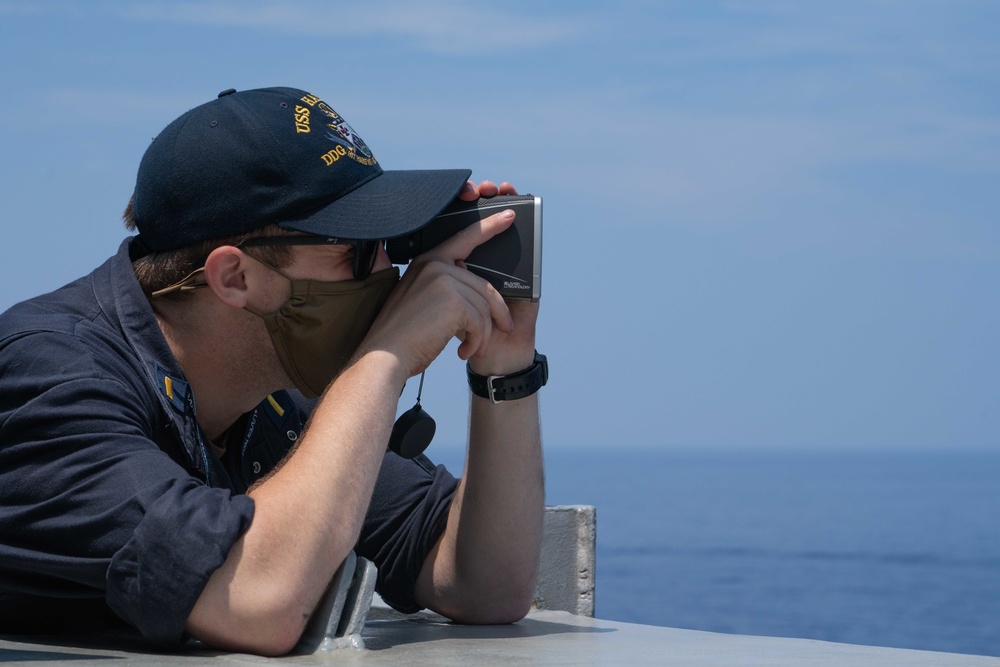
[239,236,384,280]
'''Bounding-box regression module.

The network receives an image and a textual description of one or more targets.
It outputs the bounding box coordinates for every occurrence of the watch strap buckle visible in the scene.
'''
[468,351,548,403]
[486,375,505,405]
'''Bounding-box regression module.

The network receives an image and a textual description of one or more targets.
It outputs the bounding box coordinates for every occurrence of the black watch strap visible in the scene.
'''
[467,352,548,404]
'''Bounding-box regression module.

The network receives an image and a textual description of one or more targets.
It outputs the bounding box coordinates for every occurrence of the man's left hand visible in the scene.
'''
[458,180,540,377]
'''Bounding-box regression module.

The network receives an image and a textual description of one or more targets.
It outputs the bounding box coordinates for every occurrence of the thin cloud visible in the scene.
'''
[624,1,1000,79]
[118,1,593,54]
[373,82,1000,230]
[0,1,78,16]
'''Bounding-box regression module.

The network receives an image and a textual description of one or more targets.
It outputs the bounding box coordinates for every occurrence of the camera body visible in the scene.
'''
[386,195,542,302]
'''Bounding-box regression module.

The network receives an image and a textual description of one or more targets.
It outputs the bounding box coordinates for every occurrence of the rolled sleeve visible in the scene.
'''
[356,452,458,613]
[0,333,254,646]
[106,477,253,645]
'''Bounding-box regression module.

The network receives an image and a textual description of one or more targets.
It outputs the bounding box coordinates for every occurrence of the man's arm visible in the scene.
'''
[414,338,544,623]
[414,180,546,623]
[186,350,407,655]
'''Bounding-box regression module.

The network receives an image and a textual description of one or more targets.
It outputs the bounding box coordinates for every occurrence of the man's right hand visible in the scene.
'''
[358,205,518,379]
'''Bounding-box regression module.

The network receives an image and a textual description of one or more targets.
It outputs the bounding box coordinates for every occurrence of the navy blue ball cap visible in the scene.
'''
[132,86,471,252]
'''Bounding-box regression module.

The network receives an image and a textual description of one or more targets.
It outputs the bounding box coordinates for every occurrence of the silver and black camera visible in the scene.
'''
[386,194,542,302]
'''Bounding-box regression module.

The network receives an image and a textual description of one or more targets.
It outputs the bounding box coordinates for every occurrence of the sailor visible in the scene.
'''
[0,86,545,655]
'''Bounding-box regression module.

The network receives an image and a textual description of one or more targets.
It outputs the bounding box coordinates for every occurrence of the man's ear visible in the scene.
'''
[202,246,255,308]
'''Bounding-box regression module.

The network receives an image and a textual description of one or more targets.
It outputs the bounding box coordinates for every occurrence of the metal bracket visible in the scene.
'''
[294,552,378,653]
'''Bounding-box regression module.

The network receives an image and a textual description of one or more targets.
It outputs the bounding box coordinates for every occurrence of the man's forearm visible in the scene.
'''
[416,391,544,623]
[185,350,407,655]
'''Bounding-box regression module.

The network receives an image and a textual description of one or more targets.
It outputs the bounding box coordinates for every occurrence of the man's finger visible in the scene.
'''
[458,180,479,202]
[445,263,513,335]
[477,180,499,198]
[457,179,518,202]
[420,208,516,265]
[407,260,514,334]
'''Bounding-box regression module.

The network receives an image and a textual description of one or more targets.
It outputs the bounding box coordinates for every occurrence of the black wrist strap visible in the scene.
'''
[467,352,548,404]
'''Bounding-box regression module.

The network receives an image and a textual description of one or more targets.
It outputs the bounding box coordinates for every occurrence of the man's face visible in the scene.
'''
[243,239,400,398]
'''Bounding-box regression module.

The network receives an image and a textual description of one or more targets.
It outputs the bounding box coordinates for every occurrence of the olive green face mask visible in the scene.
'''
[252,266,400,398]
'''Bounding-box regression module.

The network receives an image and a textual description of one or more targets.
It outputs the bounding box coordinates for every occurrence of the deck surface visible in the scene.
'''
[2,609,997,666]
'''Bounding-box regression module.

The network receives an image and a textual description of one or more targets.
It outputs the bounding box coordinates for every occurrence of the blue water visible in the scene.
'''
[537,448,1000,657]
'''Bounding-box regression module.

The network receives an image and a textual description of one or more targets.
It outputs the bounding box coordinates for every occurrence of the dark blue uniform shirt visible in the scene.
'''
[0,240,458,646]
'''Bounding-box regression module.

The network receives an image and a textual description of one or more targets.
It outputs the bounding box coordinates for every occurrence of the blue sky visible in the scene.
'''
[1,1,997,451]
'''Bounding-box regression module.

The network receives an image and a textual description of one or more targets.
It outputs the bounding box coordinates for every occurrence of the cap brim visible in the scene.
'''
[279,168,472,240]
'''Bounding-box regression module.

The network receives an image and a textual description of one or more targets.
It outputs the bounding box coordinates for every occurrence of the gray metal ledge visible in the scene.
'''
[2,610,997,666]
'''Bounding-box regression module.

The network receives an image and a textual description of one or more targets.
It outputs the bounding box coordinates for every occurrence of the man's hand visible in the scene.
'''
[458,180,540,376]
[359,180,532,378]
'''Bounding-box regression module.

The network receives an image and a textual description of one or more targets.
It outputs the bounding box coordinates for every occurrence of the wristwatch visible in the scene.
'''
[467,352,548,404]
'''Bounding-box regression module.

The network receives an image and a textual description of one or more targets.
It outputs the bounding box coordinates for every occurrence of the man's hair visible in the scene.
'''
[123,197,293,296]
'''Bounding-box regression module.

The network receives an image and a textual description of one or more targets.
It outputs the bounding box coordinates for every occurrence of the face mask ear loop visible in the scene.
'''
[150,267,208,298]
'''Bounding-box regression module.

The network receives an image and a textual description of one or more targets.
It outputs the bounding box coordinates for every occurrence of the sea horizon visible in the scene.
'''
[432,445,1000,657]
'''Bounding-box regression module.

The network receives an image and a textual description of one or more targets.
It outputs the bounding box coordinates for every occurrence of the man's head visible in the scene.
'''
[129,86,470,258]
[126,86,471,296]
[126,87,471,397]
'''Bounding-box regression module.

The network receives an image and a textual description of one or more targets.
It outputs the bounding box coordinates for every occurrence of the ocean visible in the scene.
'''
[537,448,1000,658]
